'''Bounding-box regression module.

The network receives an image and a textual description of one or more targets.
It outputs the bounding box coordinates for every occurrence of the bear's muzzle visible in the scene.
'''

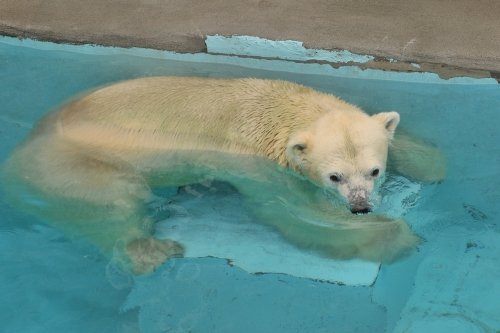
[348,187,372,214]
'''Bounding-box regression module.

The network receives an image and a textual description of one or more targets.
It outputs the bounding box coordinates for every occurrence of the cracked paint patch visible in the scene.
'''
[206,35,375,64]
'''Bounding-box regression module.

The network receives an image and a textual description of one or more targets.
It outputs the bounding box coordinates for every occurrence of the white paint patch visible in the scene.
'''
[206,35,375,64]
[155,193,380,286]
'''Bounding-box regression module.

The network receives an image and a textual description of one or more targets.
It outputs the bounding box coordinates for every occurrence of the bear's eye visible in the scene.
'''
[371,168,380,177]
[330,174,341,183]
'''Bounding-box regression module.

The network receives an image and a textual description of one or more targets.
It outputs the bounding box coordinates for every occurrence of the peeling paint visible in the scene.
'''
[206,35,374,64]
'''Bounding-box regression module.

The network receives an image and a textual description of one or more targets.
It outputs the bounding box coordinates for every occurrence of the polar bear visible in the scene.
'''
[2,77,445,274]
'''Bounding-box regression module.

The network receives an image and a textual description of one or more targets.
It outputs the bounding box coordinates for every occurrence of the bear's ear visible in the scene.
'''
[373,111,400,137]
[286,131,311,169]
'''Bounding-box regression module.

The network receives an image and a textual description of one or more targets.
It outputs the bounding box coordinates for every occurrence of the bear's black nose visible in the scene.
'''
[350,207,371,214]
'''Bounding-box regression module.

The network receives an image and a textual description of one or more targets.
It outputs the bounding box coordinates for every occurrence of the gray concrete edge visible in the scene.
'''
[1,25,498,82]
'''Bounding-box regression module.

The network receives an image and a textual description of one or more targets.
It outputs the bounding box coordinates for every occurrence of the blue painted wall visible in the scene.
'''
[0,37,499,332]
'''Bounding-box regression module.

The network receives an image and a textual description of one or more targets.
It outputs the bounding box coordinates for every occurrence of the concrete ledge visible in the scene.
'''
[1,0,499,74]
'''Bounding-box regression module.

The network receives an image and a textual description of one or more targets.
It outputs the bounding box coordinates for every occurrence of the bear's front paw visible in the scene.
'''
[126,238,185,275]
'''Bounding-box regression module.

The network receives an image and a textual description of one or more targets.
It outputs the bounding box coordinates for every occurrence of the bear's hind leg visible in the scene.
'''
[389,132,446,183]
[4,136,183,274]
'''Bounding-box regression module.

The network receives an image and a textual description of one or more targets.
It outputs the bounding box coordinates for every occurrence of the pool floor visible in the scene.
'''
[0,38,499,333]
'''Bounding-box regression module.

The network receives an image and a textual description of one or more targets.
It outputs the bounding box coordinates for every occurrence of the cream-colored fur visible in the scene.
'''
[2,77,445,273]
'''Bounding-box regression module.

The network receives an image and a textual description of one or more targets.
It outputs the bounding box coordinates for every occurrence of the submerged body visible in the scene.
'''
[2,77,445,273]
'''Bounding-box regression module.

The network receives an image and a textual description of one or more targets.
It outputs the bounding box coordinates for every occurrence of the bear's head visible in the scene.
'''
[286,110,400,214]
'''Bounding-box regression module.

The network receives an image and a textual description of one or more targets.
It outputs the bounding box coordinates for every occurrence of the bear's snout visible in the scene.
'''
[347,187,372,214]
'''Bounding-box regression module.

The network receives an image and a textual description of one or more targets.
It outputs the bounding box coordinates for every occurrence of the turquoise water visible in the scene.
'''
[0,38,499,332]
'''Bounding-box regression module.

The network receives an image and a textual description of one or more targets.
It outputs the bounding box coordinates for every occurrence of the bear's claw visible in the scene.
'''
[126,238,185,275]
